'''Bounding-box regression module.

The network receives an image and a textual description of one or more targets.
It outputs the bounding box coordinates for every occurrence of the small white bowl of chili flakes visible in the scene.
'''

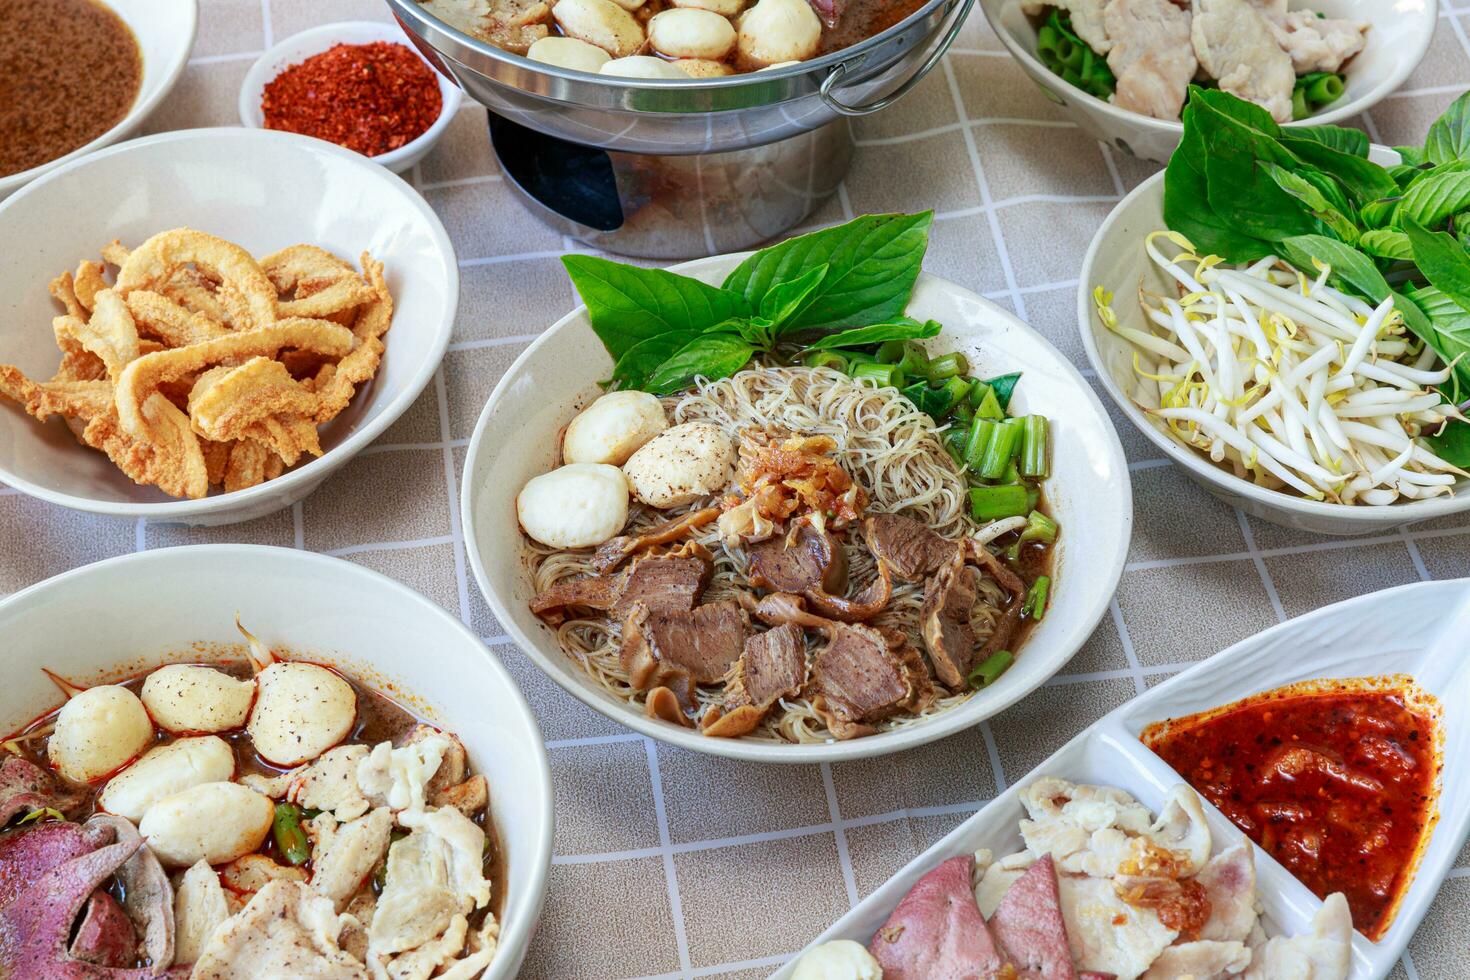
[238,20,463,174]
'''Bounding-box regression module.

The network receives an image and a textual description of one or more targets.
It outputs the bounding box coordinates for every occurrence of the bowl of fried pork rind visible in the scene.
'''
[0,127,457,524]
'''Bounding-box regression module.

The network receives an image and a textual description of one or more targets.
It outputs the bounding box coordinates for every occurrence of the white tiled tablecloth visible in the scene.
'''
[5,0,1468,975]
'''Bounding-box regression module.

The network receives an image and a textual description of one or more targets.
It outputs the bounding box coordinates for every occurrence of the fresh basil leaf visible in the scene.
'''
[608,331,702,389]
[1357,229,1413,261]
[1424,90,1470,165]
[1290,123,1369,158]
[1277,135,1398,206]
[1360,197,1402,229]
[1188,97,1323,243]
[1397,169,1470,230]
[562,255,746,361]
[983,372,1022,410]
[760,264,828,330]
[731,316,777,348]
[804,317,943,350]
[1426,419,1470,468]
[644,334,755,396]
[1403,284,1470,395]
[1164,96,1275,261]
[1395,145,1427,167]
[900,381,954,421]
[723,213,932,331]
[1279,234,1392,300]
[1262,163,1358,242]
[1405,217,1470,311]
[1192,85,1282,133]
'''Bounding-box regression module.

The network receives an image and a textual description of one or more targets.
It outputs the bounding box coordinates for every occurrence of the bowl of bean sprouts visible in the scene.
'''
[1078,147,1470,536]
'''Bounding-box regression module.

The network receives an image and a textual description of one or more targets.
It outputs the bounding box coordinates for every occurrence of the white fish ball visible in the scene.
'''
[622,421,736,509]
[247,662,356,767]
[528,36,613,72]
[673,58,735,77]
[137,782,274,867]
[672,0,748,15]
[141,664,254,734]
[649,8,737,61]
[737,0,820,68]
[562,390,668,466]
[517,463,630,548]
[553,0,646,58]
[600,56,690,79]
[48,685,154,784]
[99,736,236,822]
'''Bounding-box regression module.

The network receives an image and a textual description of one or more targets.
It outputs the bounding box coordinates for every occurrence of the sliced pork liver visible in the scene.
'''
[990,854,1076,980]
[703,623,810,738]
[621,600,749,711]
[807,621,914,739]
[530,553,710,624]
[869,854,1009,979]
[920,547,980,690]
[747,522,847,594]
[863,513,957,582]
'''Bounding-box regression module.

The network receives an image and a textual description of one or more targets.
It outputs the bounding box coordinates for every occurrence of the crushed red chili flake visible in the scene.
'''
[261,41,443,156]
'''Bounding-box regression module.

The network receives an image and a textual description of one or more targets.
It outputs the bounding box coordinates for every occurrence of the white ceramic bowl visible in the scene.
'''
[979,0,1437,163]
[1078,147,1470,536]
[239,21,464,174]
[776,578,1470,978]
[0,127,458,525]
[0,544,552,980]
[462,254,1133,763]
[0,0,197,199]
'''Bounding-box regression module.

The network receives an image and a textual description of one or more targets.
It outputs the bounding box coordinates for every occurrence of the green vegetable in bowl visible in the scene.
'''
[1036,8,1114,101]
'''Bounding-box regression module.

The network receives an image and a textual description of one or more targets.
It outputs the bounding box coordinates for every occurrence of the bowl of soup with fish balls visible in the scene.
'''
[0,544,552,979]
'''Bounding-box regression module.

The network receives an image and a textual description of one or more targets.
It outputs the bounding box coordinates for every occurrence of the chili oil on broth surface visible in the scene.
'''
[1141,675,1443,941]
[525,364,1054,744]
[7,653,507,922]
[0,0,143,178]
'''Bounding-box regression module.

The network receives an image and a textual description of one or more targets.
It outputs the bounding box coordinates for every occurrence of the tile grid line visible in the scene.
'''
[1234,509,1287,623]
[644,737,695,977]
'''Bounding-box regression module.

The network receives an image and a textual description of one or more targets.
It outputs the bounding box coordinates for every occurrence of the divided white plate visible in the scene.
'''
[771,579,1470,978]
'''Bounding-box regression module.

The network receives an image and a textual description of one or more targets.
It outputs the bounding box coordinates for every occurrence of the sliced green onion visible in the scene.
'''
[876,340,906,364]
[1291,86,1309,120]
[979,417,1025,480]
[1023,576,1050,620]
[968,649,1014,688]
[943,429,969,467]
[896,343,930,379]
[951,398,973,424]
[1036,23,1061,60]
[941,376,973,411]
[975,386,1004,420]
[964,417,998,470]
[926,351,969,381]
[852,362,902,388]
[844,350,878,367]
[803,350,849,372]
[1021,414,1049,479]
[969,484,1029,521]
[1307,73,1343,107]
[273,803,311,866]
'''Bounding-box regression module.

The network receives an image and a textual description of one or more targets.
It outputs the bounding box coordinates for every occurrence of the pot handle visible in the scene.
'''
[819,0,978,117]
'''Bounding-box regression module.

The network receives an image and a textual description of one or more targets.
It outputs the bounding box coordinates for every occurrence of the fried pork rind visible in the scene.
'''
[260,244,378,320]
[2,229,393,500]
[116,228,279,331]
[115,319,354,442]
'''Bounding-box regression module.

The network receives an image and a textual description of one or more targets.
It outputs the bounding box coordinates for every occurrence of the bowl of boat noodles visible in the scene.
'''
[462,213,1131,763]
[981,0,1434,163]
[0,545,552,979]
[1080,88,1470,535]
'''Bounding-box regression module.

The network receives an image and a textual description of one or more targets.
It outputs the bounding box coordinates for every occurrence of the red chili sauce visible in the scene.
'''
[1141,678,1441,941]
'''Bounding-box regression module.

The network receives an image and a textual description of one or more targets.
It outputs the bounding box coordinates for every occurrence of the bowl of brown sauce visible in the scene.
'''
[0,0,197,198]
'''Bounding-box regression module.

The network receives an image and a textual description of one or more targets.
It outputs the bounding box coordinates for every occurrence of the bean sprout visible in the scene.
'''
[1095,232,1468,505]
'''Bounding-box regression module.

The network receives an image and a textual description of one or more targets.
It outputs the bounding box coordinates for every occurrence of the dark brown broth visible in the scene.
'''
[5,659,506,920]
[0,0,143,177]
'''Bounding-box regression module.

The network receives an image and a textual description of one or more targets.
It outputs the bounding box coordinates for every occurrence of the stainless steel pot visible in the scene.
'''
[386,0,976,155]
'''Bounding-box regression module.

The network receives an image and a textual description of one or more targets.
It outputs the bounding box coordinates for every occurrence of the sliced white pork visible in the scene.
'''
[1191,0,1296,122]
[190,879,368,979]
[1273,9,1368,73]
[1058,875,1177,980]
[1195,843,1259,942]
[307,808,394,912]
[1141,939,1252,979]
[1242,892,1353,980]
[1023,0,1112,52]
[174,859,231,966]
[1105,0,1197,120]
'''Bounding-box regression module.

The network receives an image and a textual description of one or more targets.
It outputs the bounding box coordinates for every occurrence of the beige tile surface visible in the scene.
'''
[4,2,1463,977]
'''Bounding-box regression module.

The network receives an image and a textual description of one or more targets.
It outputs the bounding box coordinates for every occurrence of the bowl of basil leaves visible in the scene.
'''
[1080,87,1470,535]
[459,213,1133,762]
